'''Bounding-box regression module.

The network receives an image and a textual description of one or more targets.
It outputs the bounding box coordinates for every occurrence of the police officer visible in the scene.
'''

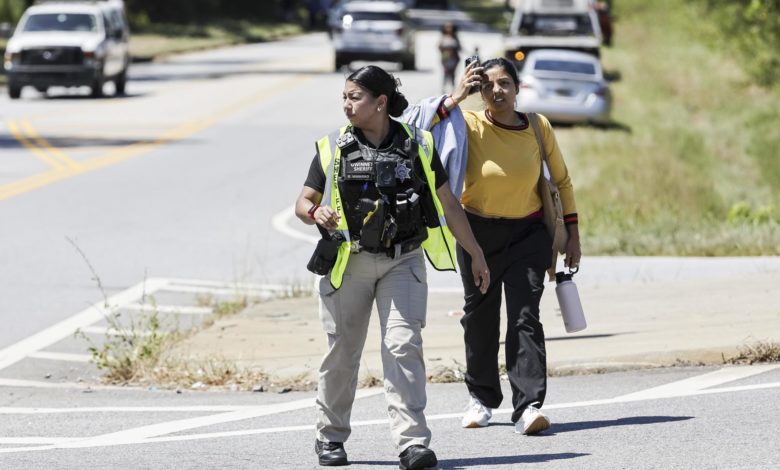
[295,65,490,469]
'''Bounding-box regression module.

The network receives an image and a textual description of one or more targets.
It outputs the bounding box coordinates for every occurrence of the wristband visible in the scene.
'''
[307,204,320,220]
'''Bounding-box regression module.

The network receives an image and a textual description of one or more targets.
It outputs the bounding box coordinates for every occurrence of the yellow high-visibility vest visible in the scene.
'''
[316,123,456,289]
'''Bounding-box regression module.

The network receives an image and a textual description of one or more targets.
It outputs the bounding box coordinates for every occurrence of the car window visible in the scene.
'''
[23,13,98,32]
[520,14,594,35]
[344,12,402,22]
[534,59,596,75]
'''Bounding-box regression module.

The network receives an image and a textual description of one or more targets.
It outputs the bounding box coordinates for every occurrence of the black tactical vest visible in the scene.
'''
[337,129,426,248]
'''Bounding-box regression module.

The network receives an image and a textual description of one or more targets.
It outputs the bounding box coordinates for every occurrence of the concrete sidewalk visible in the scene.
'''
[174,257,780,381]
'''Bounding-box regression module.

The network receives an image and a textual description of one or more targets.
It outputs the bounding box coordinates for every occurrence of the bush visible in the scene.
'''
[699,0,780,87]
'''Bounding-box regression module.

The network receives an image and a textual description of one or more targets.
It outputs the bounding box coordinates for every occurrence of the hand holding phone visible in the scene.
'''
[464,55,481,94]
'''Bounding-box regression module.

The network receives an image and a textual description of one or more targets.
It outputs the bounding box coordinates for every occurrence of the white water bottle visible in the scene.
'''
[555,270,587,333]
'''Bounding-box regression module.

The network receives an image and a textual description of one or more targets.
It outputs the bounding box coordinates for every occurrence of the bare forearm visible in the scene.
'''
[295,187,323,225]
[295,198,317,225]
[444,206,481,256]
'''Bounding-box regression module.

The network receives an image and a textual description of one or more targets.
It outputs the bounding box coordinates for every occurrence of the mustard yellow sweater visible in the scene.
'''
[461,110,577,223]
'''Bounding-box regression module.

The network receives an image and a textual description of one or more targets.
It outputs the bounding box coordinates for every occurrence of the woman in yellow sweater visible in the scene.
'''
[439,57,581,435]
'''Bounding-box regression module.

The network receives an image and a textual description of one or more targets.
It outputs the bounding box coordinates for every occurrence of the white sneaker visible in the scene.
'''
[515,406,550,435]
[461,396,492,428]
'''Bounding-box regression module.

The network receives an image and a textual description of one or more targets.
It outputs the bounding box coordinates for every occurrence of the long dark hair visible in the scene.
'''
[347,66,409,117]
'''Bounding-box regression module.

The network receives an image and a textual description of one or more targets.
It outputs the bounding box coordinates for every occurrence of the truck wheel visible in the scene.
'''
[115,69,127,95]
[9,83,22,99]
[91,76,104,98]
[401,55,416,71]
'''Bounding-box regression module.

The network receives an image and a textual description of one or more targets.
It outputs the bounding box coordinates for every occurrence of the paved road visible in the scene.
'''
[1,19,779,470]
[0,24,503,385]
[1,365,779,468]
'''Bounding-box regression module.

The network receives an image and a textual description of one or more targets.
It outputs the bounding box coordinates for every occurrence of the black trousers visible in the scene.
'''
[456,212,552,423]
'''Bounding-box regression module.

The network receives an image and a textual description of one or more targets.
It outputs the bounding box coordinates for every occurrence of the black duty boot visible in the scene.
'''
[399,445,438,470]
[315,439,349,466]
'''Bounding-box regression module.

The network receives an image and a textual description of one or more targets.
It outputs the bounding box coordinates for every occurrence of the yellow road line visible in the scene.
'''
[6,120,68,172]
[0,74,314,203]
[20,120,83,171]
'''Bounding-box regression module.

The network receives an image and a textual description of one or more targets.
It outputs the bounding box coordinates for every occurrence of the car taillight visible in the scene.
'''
[520,82,533,89]
[594,86,608,96]
[396,27,404,36]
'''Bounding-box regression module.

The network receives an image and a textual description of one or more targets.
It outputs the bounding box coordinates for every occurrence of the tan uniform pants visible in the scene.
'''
[315,248,430,452]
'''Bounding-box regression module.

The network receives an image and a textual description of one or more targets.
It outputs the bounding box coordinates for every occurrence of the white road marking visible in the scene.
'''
[271,205,320,245]
[0,378,138,390]
[2,378,776,454]
[615,363,780,401]
[57,388,384,449]
[0,406,262,414]
[27,351,92,363]
[0,279,167,371]
[121,304,214,315]
[0,277,294,373]
[163,278,293,292]
[159,285,277,299]
[77,326,161,337]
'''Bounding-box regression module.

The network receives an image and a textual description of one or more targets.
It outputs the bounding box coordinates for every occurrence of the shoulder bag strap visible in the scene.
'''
[527,112,552,183]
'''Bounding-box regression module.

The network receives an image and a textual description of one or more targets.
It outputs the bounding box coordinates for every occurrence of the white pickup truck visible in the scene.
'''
[3,0,130,99]
[503,0,602,65]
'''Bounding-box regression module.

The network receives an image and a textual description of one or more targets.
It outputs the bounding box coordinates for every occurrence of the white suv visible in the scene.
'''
[331,1,416,71]
[3,0,130,99]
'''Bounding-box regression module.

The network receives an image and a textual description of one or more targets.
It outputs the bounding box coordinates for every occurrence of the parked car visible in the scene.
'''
[503,0,602,66]
[515,48,611,125]
[3,0,130,99]
[331,1,416,71]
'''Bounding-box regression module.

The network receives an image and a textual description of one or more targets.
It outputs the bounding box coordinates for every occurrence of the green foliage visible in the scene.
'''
[552,0,780,255]
[726,202,776,225]
[125,0,283,26]
[75,301,183,384]
[698,0,780,87]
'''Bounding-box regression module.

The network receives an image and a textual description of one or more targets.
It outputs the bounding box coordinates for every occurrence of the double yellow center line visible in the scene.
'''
[1,73,314,203]
[7,120,83,172]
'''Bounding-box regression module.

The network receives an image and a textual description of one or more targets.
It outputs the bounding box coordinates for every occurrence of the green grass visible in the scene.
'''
[457,0,780,255]
[567,0,780,255]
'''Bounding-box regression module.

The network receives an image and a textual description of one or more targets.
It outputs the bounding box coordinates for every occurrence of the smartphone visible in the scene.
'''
[464,55,481,94]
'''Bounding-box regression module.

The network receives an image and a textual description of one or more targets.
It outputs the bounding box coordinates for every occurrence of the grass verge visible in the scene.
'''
[574,0,780,255]
[129,21,303,61]
[460,0,780,255]
[724,341,780,365]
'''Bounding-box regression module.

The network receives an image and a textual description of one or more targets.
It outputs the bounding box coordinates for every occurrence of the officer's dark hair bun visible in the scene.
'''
[387,91,408,118]
[347,65,408,117]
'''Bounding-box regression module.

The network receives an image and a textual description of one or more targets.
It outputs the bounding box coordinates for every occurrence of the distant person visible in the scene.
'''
[437,58,582,435]
[594,1,614,46]
[438,22,461,93]
[295,65,489,469]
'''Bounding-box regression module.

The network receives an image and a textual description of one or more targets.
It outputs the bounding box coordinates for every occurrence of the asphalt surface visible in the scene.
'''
[1,12,779,470]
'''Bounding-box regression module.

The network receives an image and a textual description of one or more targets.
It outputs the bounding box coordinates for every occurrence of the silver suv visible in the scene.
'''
[3,0,130,99]
[331,1,416,71]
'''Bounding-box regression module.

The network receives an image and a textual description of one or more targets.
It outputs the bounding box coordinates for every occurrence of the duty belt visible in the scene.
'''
[354,239,422,258]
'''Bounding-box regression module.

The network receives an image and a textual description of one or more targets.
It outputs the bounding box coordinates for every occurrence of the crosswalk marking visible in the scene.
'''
[1,372,777,454]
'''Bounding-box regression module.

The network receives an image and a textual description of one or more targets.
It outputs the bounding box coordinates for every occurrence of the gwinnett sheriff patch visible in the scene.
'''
[395,161,411,182]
